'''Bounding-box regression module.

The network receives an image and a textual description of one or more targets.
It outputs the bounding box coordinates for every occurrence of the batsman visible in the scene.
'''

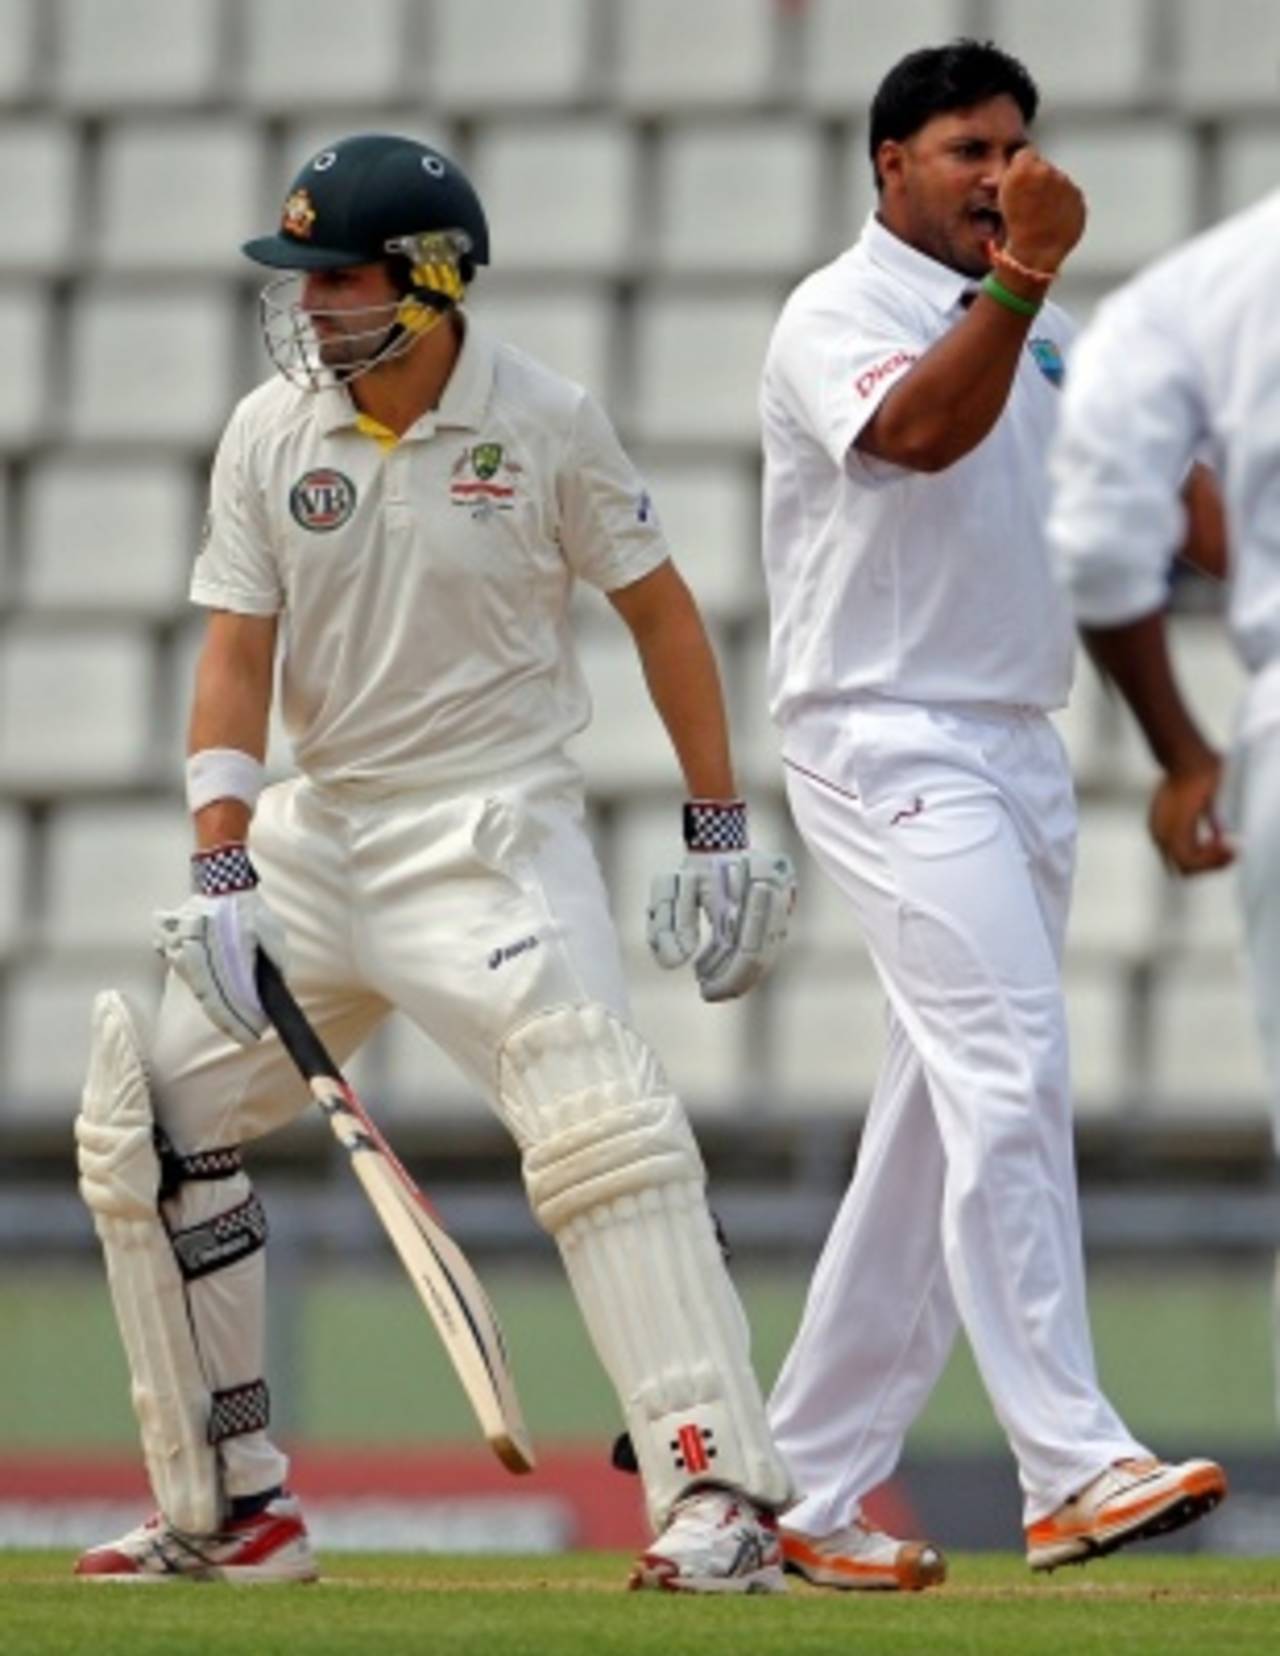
[72,133,796,1590]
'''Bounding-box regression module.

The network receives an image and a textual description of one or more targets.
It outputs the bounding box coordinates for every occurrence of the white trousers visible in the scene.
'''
[769,701,1145,1529]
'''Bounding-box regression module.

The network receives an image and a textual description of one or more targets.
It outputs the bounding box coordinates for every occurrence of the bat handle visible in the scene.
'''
[255,951,338,1083]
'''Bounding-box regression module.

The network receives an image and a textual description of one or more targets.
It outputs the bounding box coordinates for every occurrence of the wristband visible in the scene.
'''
[683,799,748,853]
[192,842,259,896]
[186,748,265,814]
[979,272,1042,318]
[988,243,1057,285]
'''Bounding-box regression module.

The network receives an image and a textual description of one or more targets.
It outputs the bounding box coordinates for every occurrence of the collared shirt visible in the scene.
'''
[193,320,669,795]
[760,212,1076,743]
[1048,188,1280,731]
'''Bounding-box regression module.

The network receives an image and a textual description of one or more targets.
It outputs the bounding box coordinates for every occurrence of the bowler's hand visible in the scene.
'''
[1147,761,1236,877]
[998,148,1086,274]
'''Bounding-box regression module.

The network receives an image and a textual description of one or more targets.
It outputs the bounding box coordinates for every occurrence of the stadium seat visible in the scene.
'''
[240,0,410,109]
[1040,121,1197,277]
[0,622,157,790]
[638,457,763,624]
[833,128,879,251]
[53,0,227,110]
[569,617,693,795]
[41,800,191,952]
[96,119,263,274]
[802,0,967,112]
[1068,802,1167,963]
[467,283,612,403]
[630,289,781,446]
[988,0,1156,108]
[1,959,162,1115]
[614,0,779,111]
[1172,0,1280,113]
[469,118,636,276]
[1147,958,1271,1118]
[358,1013,492,1123]
[1163,865,1246,962]
[1218,124,1280,217]
[0,286,50,452]
[654,119,827,277]
[626,970,753,1114]
[0,120,78,274]
[424,0,595,112]
[66,283,240,448]
[768,966,889,1112]
[0,804,25,959]
[21,456,196,617]
[1063,962,1134,1118]
[0,0,38,104]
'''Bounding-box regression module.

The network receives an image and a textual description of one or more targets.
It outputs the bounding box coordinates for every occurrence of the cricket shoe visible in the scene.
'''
[1026,1457,1227,1572]
[629,1489,785,1594]
[74,1492,318,1583]
[782,1515,947,1591]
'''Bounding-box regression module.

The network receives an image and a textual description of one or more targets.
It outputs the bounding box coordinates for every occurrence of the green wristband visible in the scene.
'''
[980,271,1042,317]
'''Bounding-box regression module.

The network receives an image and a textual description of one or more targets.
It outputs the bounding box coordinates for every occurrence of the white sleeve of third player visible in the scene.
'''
[556,390,672,593]
[190,403,283,616]
[1048,277,1206,627]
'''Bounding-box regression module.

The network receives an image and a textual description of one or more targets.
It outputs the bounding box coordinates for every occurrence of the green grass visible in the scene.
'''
[4,1552,1280,1656]
[1,1258,1274,1451]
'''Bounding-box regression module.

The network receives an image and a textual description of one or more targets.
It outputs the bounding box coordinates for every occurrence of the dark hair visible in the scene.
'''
[869,39,1039,189]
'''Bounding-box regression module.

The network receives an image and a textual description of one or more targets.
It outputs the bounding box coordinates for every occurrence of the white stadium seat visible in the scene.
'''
[1063,963,1133,1118]
[626,971,753,1115]
[467,283,612,403]
[96,119,264,275]
[1218,125,1280,218]
[0,286,51,451]
[803,0,966,113]
[1,959,162,1115]
[353,1013,494,1123]
[769,967,889,1112]
[41,801,191,952]
[0,805,25,958]
[424,0,595,112]
[241,0,411,110]
[0,622,156,790]
[630,289,780,447]
[654,120,827,278]
[1147,959,1271,1119]
[0,0,38,104]
[469,119,637,276]
[1041,122,1197,278]
[988,0,1156,108]
[53,0,226,110]
[614,0,778,112]
[0,120,78,274]
[569,618,690,794]
[1173,0,1280,113]
[1067,803,1167,963]
[66,284,239,448]
[21,457,196,616]
[640,458,763,624]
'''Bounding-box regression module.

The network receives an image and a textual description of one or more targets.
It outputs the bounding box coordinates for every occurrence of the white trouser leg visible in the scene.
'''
[770,1009,960,1535]
[782,706,1145,1523]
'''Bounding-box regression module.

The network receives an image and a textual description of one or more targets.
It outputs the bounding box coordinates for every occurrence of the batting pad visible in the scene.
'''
[75,991,222,1536]
[498,1004,791,1526]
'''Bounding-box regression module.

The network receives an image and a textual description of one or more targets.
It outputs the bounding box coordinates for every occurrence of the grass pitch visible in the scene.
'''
[5,1552,1280,1656]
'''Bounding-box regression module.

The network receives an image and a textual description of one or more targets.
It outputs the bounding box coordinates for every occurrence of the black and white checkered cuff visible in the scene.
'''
[192,842,258,896]
[208,1379,270,1445]
[683,799,748,853]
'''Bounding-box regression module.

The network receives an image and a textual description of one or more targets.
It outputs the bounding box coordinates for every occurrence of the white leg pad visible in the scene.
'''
[74,992,223,1535]
[498,1003,791,1526]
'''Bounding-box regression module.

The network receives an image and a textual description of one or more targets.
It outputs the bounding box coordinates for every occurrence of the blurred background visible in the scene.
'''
[1,0,1278,1557]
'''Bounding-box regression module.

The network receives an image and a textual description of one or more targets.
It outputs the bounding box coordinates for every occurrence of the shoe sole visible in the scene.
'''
[783,1538,947,1592]
[1027,1465,1227,1572]
[628,1559,786,1594]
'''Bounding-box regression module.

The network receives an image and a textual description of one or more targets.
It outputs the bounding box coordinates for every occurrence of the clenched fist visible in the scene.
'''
[998,148,1086,276]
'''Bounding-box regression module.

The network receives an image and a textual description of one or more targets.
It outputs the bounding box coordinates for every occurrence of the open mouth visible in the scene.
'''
[970,207,1003,242]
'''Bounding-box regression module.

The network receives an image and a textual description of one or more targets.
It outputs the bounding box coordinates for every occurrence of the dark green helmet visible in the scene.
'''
[243,132,490,273]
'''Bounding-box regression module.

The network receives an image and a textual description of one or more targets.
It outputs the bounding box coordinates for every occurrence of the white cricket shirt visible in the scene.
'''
[1049,188,1280,735]
[761,213,1076,742]
[193,321,669,795]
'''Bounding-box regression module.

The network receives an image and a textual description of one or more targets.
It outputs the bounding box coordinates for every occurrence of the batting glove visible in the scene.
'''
[647,800,797,1003]
[154,843,287,1046]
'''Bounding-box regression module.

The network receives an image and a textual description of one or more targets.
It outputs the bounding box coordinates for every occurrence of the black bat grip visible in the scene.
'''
[255,951,340,1084]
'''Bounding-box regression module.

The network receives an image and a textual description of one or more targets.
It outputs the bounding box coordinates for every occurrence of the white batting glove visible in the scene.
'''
[647,800,797,1003]
[153,843,287,1046]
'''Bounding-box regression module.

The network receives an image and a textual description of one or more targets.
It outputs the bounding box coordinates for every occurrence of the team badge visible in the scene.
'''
[282,188,317,240]
[289,468,357,532]
[1028,337,1065,388]
[471,442,503,480]
[449,442,521,517]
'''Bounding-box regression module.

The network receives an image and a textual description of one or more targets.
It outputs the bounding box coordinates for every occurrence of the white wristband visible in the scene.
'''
[185,748,265,814]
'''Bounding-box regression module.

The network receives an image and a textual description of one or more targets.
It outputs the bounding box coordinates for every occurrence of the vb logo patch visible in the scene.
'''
[1028,336,1065,388]
[289,468,357,532]
[450,441,521,518]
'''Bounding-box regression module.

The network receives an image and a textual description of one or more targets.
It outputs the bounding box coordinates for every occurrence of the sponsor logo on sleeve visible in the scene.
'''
[855,350,918,399]
[289,468,357,531]
[1028,336,1065,388]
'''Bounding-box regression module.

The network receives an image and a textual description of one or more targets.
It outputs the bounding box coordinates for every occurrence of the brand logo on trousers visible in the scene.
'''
[890,796,926,826]
[487,935,540,970]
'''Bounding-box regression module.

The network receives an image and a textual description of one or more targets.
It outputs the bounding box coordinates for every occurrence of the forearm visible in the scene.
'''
[1081,611,1216,775]
[187,612,277,850]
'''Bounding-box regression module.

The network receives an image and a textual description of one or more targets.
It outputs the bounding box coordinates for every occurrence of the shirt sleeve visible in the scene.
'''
[1048,276,1206,627]
[557,390,672,593]
[190,403,284,615]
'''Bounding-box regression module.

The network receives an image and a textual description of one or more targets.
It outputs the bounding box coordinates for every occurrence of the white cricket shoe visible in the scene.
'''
[782,1514,947,1591]
[1026,1456,1227,1571]
[74,1492,318,1583]
[629,1489,785,1594]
